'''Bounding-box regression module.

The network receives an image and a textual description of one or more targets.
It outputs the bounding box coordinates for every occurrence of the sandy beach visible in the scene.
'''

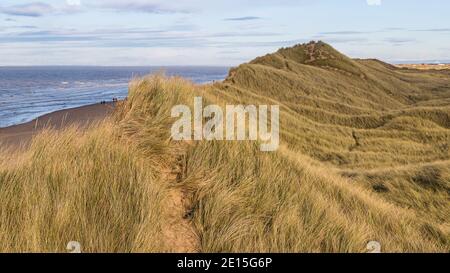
[0,102,115,149]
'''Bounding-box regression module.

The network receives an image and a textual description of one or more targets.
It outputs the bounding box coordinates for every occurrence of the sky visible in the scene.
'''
[0,0,449,66]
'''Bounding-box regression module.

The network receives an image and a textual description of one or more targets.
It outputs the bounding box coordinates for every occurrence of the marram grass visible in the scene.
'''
[0,42,449,252]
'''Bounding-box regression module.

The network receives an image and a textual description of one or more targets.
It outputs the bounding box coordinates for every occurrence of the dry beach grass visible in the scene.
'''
[0,42,449,252]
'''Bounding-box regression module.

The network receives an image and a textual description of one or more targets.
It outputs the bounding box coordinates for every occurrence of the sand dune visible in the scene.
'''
[0,42,448,253]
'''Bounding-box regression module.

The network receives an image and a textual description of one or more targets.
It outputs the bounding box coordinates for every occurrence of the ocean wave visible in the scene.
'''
[0,66,229,127]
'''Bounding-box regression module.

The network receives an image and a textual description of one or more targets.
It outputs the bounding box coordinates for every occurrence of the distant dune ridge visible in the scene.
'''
[0,41,449,253]
[397,64,450,70]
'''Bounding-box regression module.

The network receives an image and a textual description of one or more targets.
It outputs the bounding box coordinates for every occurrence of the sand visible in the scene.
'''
[0,102,116,149]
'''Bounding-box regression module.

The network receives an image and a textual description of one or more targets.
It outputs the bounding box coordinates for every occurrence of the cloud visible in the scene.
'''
[316,37,368,44]
[383,27,405,31]
[320,31,370,35]
[91,0,305,15]
[0,2,54,17]
[415,28,450,32]
[93,0,191,14]
[0,26,282,50]
[384,37,415,45]
[320,28,409,36]
[224,16,262,21]
[366,0,382,6]
[17,25,39,29]
[0,0,303,17]
[66,0,82,6]
[0,2,82,17]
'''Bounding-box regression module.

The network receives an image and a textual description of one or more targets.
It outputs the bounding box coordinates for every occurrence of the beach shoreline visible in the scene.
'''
[0,102,116,149]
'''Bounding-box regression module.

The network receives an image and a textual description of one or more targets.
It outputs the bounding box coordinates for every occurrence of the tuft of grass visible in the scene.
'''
[0,124,169,252]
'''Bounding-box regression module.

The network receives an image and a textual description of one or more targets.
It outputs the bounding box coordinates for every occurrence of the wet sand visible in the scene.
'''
[0,102,116,149]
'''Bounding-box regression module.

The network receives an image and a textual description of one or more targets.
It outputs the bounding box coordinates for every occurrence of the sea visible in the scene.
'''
[0,66,229,128]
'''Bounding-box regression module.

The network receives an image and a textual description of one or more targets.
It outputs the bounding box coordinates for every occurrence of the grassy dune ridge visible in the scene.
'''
[0,42,449,252]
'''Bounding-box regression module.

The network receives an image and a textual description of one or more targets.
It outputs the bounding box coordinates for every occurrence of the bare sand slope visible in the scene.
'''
[0,102,115,149]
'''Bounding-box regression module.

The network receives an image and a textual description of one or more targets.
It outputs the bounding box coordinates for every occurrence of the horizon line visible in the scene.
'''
[1,59,450,67]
